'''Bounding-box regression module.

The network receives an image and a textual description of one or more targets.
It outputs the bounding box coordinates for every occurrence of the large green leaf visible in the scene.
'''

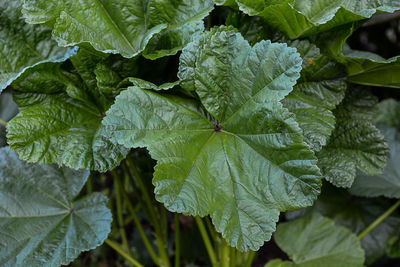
[287,184,400,264]
[316,88,388,188]
[0,0,73,93]
[7,48,129,172]
[283,40,346,151]
[217,0,400,39]
[0,91,18,147]
[351,99,400,198]
[22,0,214,59]
[274,213,365,267]
[0,146,111,266]
[103,27,321,251]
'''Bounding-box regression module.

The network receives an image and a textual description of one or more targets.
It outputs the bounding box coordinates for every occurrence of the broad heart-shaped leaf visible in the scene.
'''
[287,184,400,264]
[0,147,112,267]
[274,213,365,267]
[7,48,129,172]
[0,91,18,147]
[103,27,322,251]
[217,0,400,39]
[316,87,388,188]
[282,40,346,152]
[22,0,214,59]
[350,99,400,198]
[0,0,74,93]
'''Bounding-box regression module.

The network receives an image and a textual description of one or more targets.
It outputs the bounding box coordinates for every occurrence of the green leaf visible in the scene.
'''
[350,99,400,198]
[287,184,400,264]
[275,213,365,267]
[103,27,321,251]
[220,0,400,39]
[0,91,18,147]
[0,146,111,266]
[316,88,388,188]
[127,77,180,91]
[264,259,294,267]
[283,40,346,151]
[7,49,129,172]
[22,0,214,59]
[0,0,74,92]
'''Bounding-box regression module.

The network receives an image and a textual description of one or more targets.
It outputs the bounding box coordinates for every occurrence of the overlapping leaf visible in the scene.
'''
[6,48,129,172]
[316,88,388,188]
[0,147,111,267]
[103,27,321,251]
[0,0,73,93]
[217,0,400,39]
[287,184,400,264]
[282,40,346,151]
[274,213,365,267]
[22,0,214,59]
[0,91,18,147]
[351,99,400,198]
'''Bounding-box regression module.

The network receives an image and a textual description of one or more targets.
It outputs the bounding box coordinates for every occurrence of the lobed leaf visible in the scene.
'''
[7,49,129,172]
[22,0,214,59]
[103,27,321,251]
[316,88,388,188]
[0,0,74,93]
[0,147,111,267]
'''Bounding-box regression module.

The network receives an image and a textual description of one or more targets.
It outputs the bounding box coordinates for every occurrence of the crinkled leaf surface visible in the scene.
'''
[316,88,388,188]
[22,0,214,59]
[103,27,321,251]
[287,184,400,264]
[218,0,400,39]
[282,40,346,151]
[0,91,18,147]
[0,0,73,93]
[351,99,400,198]
[274,213,365,267]
[7,48,129,172]
[0,147,111,267]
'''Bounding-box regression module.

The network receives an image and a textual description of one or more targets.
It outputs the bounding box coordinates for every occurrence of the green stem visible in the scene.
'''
[0,118,7,127]
[244,251,256,267]
[195,216,218,267]
[125,158,171,267]
[112,170,130,254]
[230,247,236,267]
[174,214,181,267]
[105,239,143,267]
[358,200,400,239]
[121,183,160,265]
[220,240,230,267]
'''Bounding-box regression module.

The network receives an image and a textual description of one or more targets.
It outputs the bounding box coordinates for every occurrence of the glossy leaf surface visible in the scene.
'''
[103,27,321,251]
[0,0,73,92]
[22,0,214,58]
[7,49,129,171]
[0,147,111,266]
[275,213,365,267]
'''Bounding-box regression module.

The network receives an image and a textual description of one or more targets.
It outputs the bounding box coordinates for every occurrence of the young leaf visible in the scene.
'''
[274,213,365,267]
[22,0,214,59]
[103,27,322,251]
[0,0,74,93]
[0,147,112,267]
[7,49,129,172]
[283,40,346,151]
[351,99,400,198]
[218,0,400,39]
[316,88,388,188]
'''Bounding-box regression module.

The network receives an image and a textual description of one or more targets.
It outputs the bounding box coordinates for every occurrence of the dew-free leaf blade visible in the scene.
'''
[0,147,111,267]
[0,0,73,93]
[274,213,365,267]
[22,0,214,58]
[103,27,321,251]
